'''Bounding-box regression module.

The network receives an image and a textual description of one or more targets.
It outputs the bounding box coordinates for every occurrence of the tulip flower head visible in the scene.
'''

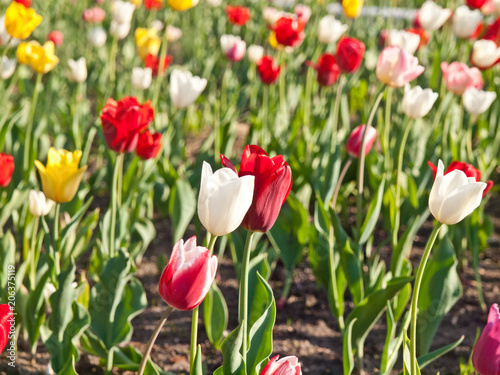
[82,7,106,23]
[144,0,163,10]
[14,0,31,6]
[0,153,14,187]
[262,7,284,24]
[402,85,438,119]
[417,1,452,31]
[16,41,59,75]
[467,0,488,8]
[221,145,292,232]
[428,160,487,225]
[29,190,54,217]
[198,161,255,236]
[34,148,87,203]
[463,88,497,115]
[158,237,217,310]
[257,55,280,84]
[441,62,484,95]
[167,0,199,11]
[336,37,365,74]
[342,0,363,18]
[0,57,16,80]
[206,0,222,7]
[260,355,302,375]
[376,45,424,88]
[87,26,107,47]
[472,304,500,375]
[166,25,182,42]
[47,30,64,46]
[135,27,161,60]
[68,57,87,83]
[169,69,207,109]
[271,16,305,48]
[453,5,483,39]
[346,124,377,158]
[306,53,340,87]
[131,67,153,90]
[220,34,246,62]
[471,39,500,70]
[406,27,429,49]
[384,29,421,55]
[145,54,173,77]
[317,15,348,45]
[226,5,251,26]
[136,130,162,160]
[247,45,264,63]
[100,97,154,153]
[0,304,13,354]
[110,1,135,39]
[294,4,311,23]
[4,1,42,40]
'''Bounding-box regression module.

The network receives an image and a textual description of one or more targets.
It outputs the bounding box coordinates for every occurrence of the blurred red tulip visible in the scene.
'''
[136,130,162,159]
[272,16,305,47]
[0,153,14,187]
[145,53,173,77]
[336,37,365,74]
[14,0,31,7]
[257,55,280,84]
[406,27,429,48]
[466,0,487,8]
[483,17,500,45]
[428,160,493,197]
[47,30,64,46]
[0,304,13,354]
[221,145,292,232]
[260,355,302,375]
[346,125,377,158]
[82,7,106,23]
[144,0,163,10]
[306,53,340,86]
[159,237,217,311]
[472,304,500,375]
[226,5,250,26]
[100,97,154,153]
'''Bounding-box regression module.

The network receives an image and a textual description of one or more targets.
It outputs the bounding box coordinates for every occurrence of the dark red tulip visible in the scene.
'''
[0,153,14,188]
[346,125,377,158]
[466,0,487,8]
[336,37,365,74]
[257,56,280,85]
[47,30,64,46]
[225,5,250,26]
[100,97,154,153]
[145,54,173,77]
[306,53,340,86]
[136,130,162,160]
[0,304,12,354]
[483,17,500,45]
[221,145,292,232]
[272,16,305,48]
[428,160,493,197]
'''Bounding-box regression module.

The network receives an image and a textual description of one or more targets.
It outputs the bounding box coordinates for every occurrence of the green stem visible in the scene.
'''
[383,86,393,172]
[138,306,174,375]
[278,52,287,133]
[261,85,270,147]
[110,153,124,258]
[106,348,115,374]
[29,217,40,290]
[53,203,61,275]
[328,223,345,333]
[23,73,43,181]
[72,83,83,149]
[330,75,346,154]
[331,158,352,212]
[239,231,255,364]
[108,36,118,84]
[152,13,171,112]
[410,223,443,374]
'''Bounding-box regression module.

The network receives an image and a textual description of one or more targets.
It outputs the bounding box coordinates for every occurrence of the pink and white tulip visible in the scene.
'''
[441,62,483,95]
[472,304,500,375]
[220,34,246,62]
[376,45,424,88]
[260,355,302,375]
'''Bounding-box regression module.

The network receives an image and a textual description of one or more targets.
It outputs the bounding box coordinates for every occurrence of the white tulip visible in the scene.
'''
[0,57,16,80]
[471,39,500,69]
[29,190,54,217]
[418,1,452,31]
[151,20,164,31]
[110,20,131,40]
[166,25,182,42]
[131,67,152,90]
[87,26,107,47]
[170,69,207,108]
[494,0,500,14]
[318,15,348,45]
[402,85,438,119]
[68,57,87,83]
[429,160,486,225]
[247,45,264,63]
[220,34,246,61]
[206,0,222,7]
[111,1,135,24]
[453,6,483,39]
[385,29,420,55]
[198,162,255,236]
[463,88,497,115]
[263,7,286,24]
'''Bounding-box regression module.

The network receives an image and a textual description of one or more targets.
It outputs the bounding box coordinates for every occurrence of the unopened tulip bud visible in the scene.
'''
[136,130,162,160]
[336,37,365,73]
[0,153,14,187]
[87,26,107,47]
[472,304,500,375]
[453,5,483,39]
[169,69,207,108]
[220,34,246,62]
[29,190,54,217]
[166,25,182,42]
[342,0,363,18]
[68,57,87,83]
[402,85,438,119]
[110,20,131,40]
[0,57,16,79]
[247,44,264,63]
[463,88,497,115]
[346,125,377,158]
[47,30,64,46]
[131,67,152,90]
[0,304,13,354]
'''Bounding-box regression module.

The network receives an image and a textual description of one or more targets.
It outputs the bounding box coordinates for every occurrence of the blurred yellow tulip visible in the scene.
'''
[135,28,161,60]
[168,0,199,11]
[16,41,59,74]
[342,0,363,18]
[5,1,42,40]
[34,148,87,203]
[130,0,143,6]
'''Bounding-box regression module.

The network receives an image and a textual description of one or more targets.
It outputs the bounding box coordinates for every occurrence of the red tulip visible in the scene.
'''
[466,0,487,8]
[100,97,154,153]
[136,130,162,160]
[336,37,365,74]
[221,145,292,232]
[472,304,500,375]
[0,304,13,354]
[260,355,302,375]
[14,0,31,7]
[306,53,340,86]
[257,55,280,84]
[82,7,106,23]
[226,5,250,26]
[406,27,429,49]
[484,17,500,45]
[158,237,217,311]
[47,30,64,46]
[145,53,173,77]
[428,160,493,197]
[0,153,14,188]
[346,125,377,158]
[272,16,305,47]
[144,0,163,10]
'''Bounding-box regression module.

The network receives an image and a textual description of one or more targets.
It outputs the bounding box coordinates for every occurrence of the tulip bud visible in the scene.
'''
[158,237,217,311]
[417,1,452,31]
[225,5,251,26]
[131,67,153,90]
[151,20,164,31]
[262,7,284,24]
[317,15,348,45]
[82,7,106,23]
[294,4,311,23]
[0,153,14,187]
[166,25,182,42]
[0,304,13,354]
[47,30,64,46]
[220,34,246,62]
[376,45,424,88]
[467,0,488,8]
[472,304,500,375]
[0,57,16,80]
[428,160,486,225]
[384,29,420,55]
[402,85,438,119]
[257,55,280,85]
[260,355,302,375]
[87,26,107,47]
[167,0,199,11]
[169,69,207,109]
[145,54,172,77]
[463,88,497,115]
[247,45,264,64]
[346,125,377,158]
[206,0,222,7]
[68,57,87,83]
[111,1,135,24]
[441,61,484,95]
[471,39,500,69]
[336,37,365,74]
[342,0,363,18]
[29,190,54,217]
[136,130,162,160]
[306,53,340,87]
[135,27,161,60]
[110,20,131,40]
[453,5,483,39]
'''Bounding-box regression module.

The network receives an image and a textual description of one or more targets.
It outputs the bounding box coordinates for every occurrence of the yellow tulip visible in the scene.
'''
[342,0,363,18]
[135,28,161,60]
[16,41,59,75]
[34,148,87,203]
[130,0,142,7]
[167,0,199,12]
[4,1,42,40]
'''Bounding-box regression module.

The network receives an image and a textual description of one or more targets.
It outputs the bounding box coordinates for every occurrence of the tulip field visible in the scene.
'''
[2,0,500,373]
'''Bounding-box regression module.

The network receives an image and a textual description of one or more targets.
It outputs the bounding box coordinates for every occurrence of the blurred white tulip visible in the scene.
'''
[418,1,452,31]
[131,67,153,90]
[170,69,207,108]
[68,57,87,83]
[453,5,482,39]
[0,57,16,79]
[29,190,54,217]
[318,15,348,44]
[463,88,497,115]
[402,85,438,119]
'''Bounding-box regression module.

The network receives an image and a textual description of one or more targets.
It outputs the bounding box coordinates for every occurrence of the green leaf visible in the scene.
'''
[417,336,464,369]
[216,322,246,375]
[203,281,228,350]
[113,346,174,374]
[343,318,356,375]
[168,178,196,242]
[58,198,93,256]
[191,345,203,375]
[339,240,364,305]
[359,176,385,245]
